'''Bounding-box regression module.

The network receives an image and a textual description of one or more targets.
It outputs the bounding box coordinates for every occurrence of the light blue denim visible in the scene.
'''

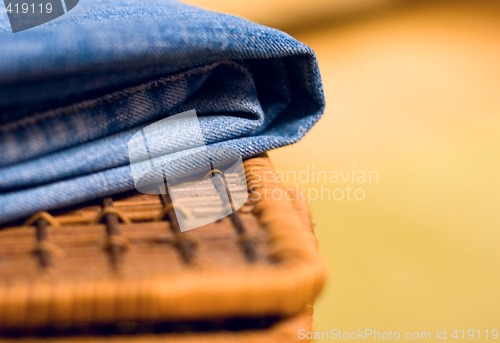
[0,0,325,224]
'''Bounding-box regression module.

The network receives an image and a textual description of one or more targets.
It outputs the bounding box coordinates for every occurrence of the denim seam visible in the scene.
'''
[0,60,248,133]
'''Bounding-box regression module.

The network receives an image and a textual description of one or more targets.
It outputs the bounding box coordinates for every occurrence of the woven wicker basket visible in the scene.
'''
[0,155,326,342]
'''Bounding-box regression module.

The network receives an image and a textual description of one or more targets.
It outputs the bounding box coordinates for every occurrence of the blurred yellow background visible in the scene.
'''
[184,1,500,341]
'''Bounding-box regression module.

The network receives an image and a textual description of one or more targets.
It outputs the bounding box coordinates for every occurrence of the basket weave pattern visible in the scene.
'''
[0,155,326,342]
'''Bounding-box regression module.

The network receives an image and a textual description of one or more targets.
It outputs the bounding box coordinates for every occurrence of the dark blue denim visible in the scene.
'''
[0,0,325,223]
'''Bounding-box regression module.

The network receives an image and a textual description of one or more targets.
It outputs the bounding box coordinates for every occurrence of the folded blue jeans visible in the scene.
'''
[0,0,325,224]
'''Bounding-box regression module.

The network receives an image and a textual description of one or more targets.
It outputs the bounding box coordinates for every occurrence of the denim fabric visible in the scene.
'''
[0,0,325,224]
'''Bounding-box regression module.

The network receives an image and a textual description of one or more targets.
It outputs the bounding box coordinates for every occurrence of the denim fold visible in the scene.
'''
[0,0,325,224]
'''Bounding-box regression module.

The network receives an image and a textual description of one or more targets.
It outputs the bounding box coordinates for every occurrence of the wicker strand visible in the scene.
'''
[100,198,130,271]
[209,169,257,262]
[158,181,197,264]
[25,214,63,269]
